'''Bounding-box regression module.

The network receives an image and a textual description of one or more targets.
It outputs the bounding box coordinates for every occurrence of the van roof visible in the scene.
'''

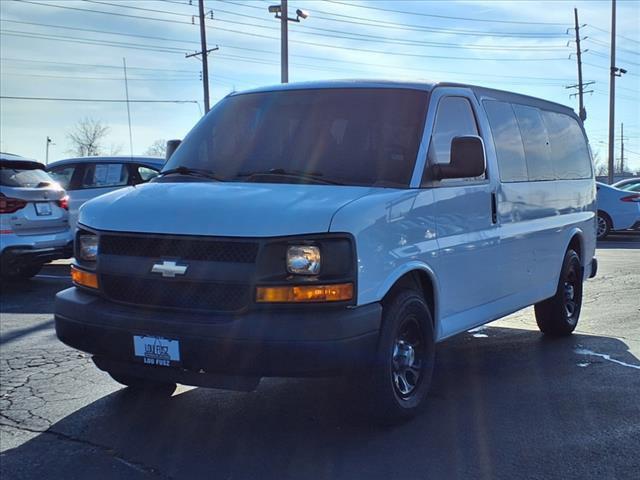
[232,79,575,117]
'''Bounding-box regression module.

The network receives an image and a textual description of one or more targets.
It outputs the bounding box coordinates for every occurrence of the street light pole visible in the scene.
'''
[269,3,309,84]
[281,0,288,83]
[607,0,616,185]
[45,136,53,165]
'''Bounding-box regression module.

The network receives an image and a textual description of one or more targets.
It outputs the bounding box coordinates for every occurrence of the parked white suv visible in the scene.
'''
[1,153,72,280]
[55,81,597,421]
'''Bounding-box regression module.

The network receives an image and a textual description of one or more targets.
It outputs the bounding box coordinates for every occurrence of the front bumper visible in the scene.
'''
[55,287,382,385]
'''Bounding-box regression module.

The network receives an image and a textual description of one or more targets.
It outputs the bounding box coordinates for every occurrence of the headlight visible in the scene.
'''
[78,234,98,261]
[286,245,320,275]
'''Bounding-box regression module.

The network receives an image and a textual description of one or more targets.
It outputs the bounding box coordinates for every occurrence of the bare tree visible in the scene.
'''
[67,118,109,157]
[144,139,167,157]
[592,151,608,177]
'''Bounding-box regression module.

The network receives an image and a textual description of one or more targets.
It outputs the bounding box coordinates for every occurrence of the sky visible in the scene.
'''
[1,0,639,172]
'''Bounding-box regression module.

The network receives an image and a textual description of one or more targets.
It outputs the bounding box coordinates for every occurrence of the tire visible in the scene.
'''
[535,249,583,336]
[363,289,435,423]
[108,371,177,396]
[596,211,612,240]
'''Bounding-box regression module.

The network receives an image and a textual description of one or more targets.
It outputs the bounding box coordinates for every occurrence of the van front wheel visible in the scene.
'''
[535,249,583,336]
[364,290,435,423]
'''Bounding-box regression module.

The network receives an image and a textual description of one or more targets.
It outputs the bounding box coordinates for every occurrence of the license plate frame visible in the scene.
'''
[133,335,181,367]
[35,202,52,216]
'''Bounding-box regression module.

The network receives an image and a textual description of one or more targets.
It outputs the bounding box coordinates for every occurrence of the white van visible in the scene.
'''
[55,81,597,421]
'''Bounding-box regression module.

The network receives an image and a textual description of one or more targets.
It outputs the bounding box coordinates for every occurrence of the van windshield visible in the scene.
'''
[165,88,429,187]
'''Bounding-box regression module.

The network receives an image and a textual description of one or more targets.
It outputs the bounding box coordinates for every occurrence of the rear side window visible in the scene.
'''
[483,100,528,182]
[81,163,129,188]
[48,166,76,189]
[1,166,53,188]
[541,111,592,179]
[512,105,554,181]
[428,96,479,165]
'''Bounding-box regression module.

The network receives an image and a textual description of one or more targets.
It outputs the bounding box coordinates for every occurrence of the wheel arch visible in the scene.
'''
[377,262,440,338]
[559,228,587,282]
[565,228,584,263]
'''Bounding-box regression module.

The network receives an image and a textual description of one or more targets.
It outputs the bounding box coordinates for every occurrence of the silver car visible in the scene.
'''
[46,156,164,230]
[0,153,73,280]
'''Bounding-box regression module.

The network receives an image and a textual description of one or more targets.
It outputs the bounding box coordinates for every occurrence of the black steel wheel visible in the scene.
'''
[364,289,435,423]
[535,249,583,336]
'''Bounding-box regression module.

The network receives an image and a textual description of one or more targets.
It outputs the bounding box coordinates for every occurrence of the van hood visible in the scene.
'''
[79,181,372,237]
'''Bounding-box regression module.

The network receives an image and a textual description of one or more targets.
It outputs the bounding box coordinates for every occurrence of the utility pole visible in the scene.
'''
[186,0,218,114]
[574,8,586,121]
[607,0,617,185]
[198,0,210,112]
[281,0,289,83]
[566,9,593,118]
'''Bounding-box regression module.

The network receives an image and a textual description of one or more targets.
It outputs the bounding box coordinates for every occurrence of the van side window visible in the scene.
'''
[428,97,479,166]
[541,111,592,179]
[512,105,554,181]
[483,100,528,182]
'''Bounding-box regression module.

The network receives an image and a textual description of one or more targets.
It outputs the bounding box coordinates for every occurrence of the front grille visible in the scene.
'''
[101,274,250,312]
[100,234,259,263]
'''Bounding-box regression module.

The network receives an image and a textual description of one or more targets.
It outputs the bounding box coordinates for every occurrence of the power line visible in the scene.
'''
[585,24,640,45]
[0,25,567,63]
[0,57,200,74]
[0,54,578,86]
[54,2,569,52]
[0,96,200,103]
[1,72,199,81]
[586,37,639,57]
[0,14,566,51]
[324,0,570,26]
[219,0,569,38]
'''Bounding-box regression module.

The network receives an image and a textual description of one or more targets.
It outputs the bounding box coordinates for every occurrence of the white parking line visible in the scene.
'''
[575,348,640,370]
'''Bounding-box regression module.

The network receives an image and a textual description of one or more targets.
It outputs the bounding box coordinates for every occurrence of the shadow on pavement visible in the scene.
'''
[597,231,640,249]
[2,327,639,479]
[0,272,70,314]
[0,318,54,346]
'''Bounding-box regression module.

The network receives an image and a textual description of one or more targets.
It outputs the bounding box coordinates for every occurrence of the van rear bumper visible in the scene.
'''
[55,287,381,382]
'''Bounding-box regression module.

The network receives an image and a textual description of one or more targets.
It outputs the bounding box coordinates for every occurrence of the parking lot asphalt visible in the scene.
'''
[1,233,639,480]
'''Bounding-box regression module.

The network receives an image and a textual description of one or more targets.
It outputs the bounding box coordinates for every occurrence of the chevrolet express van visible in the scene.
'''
[55,81,597,421]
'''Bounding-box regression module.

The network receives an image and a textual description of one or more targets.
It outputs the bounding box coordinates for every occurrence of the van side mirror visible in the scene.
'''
[165,139,182,161]
[429,136,486,180]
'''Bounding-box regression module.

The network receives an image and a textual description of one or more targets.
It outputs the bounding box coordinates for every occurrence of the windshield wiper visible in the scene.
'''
[158,166,225,181]
[235,168,344,185]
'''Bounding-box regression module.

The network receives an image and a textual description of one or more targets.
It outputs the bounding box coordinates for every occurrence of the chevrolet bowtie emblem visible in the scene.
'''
[151,260,188,278]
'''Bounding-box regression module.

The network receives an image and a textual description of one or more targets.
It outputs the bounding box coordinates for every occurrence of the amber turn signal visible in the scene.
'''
[256,283,353,303]
[71,266,99,289]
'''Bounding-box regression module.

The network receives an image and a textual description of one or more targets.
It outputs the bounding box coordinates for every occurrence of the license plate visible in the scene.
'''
[133,335,180,367]
[35,202,52,216]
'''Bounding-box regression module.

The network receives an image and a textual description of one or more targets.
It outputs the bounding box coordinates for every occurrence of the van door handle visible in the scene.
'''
[491,192,498,224]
